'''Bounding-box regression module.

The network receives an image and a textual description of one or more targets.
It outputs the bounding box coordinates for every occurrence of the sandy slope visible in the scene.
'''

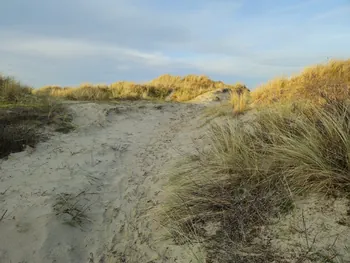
[0,101,206,263]
[2,96,349,263]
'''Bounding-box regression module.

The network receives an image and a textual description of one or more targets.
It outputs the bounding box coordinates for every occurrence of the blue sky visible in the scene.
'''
[0,0,349,89]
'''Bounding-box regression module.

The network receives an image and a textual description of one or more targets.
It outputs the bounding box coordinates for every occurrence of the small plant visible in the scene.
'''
[53,191,92,227]
[230,83,250,115]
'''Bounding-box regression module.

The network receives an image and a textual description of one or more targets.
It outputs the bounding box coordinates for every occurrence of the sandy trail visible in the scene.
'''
[0,101,207,263]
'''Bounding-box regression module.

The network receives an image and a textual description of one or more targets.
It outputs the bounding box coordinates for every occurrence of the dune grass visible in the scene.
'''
[149,74,238,101]
[162,101,350,261]
[230,83,251,115]
[0,75,73,158]
[37,74,245,102]
[39,82,172,101]
[161,59,350,262]
[252,59,350,106]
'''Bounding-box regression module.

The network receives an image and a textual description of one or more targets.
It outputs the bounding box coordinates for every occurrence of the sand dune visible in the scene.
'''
[0,101,207,263]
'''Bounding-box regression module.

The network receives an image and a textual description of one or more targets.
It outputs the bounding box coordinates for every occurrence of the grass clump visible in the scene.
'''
[251,59,350,106]
[110,82,171,100]
[36,84,112,101]
[0,74,33,103]
[63,84,112,101]
[230,83,251,115]
[0,74,73,158]
[39,82,171,101]
[0,124,39,159]
[149,74,244,101]
[53,191,92,227]
[161,100,350,262]
[0,103,73,158]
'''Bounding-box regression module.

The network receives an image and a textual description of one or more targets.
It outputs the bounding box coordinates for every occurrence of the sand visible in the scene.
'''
[1,96,350,263]
[0,101,206,263]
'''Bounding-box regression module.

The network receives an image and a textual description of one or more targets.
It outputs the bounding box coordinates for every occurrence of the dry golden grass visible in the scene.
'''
[252,59,350,106]
[148,74,182,87]
[36,83,168,101]
[35,84,112,101]
[38,74,243,102]
[149,74,236,101]
[110,82,171,100]
[230,83,251,115]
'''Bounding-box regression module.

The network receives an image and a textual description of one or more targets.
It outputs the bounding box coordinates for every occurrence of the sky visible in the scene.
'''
[0,0,349,89]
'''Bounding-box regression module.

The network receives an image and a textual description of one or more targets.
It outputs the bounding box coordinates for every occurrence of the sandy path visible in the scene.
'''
[0,101,206,263]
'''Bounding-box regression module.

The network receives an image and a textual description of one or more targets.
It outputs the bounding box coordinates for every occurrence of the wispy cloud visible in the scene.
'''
[0,0,349,88]
[0,31,175,66]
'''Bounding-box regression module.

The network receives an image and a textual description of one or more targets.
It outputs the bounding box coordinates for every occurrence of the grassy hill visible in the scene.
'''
[36,74,246,102]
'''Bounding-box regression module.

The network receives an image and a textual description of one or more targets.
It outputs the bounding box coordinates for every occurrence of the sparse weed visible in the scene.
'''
[53,191,92,227]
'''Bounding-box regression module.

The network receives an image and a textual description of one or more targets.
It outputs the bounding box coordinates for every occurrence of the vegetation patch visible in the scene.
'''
[36,74,249,102]
[0,124,40,159]
[161,59,350,262]
[251,59,350,106]
[0,75,74,158]
[53,191,92,227]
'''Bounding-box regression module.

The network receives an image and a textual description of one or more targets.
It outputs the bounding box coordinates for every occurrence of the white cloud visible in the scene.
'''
[1,28,349,87]
[0,31,173,67]
[0,30,300,80]
[0,0,349,88]
[188,56,302,79]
